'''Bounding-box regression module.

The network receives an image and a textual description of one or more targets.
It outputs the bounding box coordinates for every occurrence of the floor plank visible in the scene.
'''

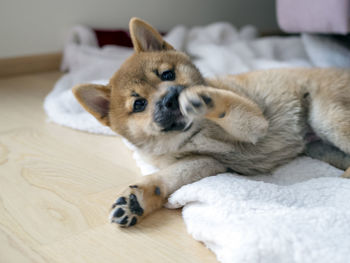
[0,72,217,263]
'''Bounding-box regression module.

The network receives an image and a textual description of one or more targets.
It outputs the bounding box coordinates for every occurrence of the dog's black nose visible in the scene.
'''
[154,86,186,132]
[162,86,184,110]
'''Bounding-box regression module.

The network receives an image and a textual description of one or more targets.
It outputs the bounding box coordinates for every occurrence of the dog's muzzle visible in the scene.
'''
[154,86,188,132]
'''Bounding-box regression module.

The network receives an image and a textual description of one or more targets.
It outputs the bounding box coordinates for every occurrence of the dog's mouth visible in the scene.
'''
[162,120,193,132]
[158,109,192,132]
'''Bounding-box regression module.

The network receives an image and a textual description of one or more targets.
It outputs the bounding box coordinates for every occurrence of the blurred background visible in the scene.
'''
[0,0,278,58]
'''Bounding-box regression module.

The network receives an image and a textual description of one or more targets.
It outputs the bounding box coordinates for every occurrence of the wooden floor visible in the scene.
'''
[0,71,217,263]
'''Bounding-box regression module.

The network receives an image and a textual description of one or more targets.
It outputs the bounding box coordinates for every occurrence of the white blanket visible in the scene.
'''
[44,23,350,263]
[167,158,350,263]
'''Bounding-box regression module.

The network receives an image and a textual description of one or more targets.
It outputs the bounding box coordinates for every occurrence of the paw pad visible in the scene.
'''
[179,89,213,118]
[190,100,203,108]
[200,94,213,106]
[113,208,125,217]
[110,192,144,227]
[129,194,144,216]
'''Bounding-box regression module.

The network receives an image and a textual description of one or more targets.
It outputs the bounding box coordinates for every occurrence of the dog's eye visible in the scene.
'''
[133,98,148,113]
[160,70,175,81]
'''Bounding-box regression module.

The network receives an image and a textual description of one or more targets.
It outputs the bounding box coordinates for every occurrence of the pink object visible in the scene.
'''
[277,0,350,34]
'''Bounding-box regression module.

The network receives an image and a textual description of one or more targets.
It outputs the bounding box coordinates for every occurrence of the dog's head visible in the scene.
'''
[73,18,204,151]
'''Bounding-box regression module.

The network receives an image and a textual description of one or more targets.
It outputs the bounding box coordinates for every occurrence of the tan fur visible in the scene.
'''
[73,18,350,227]
[179,85,269,143]
[343,167,350,178]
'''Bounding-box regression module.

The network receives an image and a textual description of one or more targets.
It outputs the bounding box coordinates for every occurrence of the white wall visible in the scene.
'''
[0,0,278,58]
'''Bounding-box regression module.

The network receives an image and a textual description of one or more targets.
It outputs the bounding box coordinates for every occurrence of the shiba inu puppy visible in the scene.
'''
[73,18,350,227]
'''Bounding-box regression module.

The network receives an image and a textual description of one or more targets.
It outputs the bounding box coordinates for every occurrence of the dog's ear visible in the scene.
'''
[72,84,111,126]
[129,17,174,52]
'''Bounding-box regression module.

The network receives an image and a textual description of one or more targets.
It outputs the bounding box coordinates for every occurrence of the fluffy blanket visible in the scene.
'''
[44,23,350,263]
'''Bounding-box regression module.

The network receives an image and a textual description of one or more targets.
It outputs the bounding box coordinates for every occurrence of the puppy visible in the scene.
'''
[73,18,350,227]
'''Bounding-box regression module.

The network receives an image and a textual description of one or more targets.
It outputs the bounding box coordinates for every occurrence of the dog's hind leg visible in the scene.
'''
[307,73,350,155]
[309,100,350,156]
[342,167,350,178]
[306,75,350,178]
[305,140,350,170]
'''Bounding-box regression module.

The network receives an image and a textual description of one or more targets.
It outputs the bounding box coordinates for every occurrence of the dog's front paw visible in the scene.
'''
[109,183,164,227]
[179,86,213,119]
[109,189,144,227]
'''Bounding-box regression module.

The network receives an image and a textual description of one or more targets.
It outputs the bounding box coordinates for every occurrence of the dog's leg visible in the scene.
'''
[305,140,350,170]
[307,89,350,177]
[179,85,269,143]
[310,106,350,155]
[308,80,350,155]
[342,167,350,178]
[109,157,225,227]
